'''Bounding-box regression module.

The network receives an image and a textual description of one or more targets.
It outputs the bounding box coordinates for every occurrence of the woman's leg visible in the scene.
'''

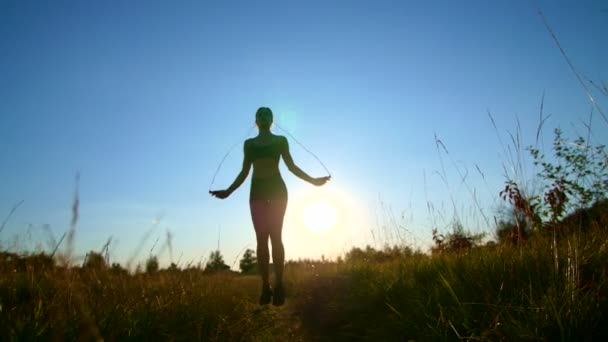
[255,230,270,286]
[269,199,287,286]
[250,201,271,286]
[269,231,284,285]
[251,198,287,305]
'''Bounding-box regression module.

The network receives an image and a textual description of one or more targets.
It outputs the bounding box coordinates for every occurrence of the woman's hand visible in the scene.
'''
[209,189,231,199]
[311,176,331,186]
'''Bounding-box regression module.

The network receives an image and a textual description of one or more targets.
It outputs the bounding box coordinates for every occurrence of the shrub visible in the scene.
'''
[501,128,608,232]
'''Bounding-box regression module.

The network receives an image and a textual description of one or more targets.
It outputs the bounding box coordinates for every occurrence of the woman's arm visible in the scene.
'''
[280,136,330,186]
[210,140,252,199]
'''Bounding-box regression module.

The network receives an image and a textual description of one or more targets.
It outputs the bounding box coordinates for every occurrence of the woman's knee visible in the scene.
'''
[270,237,283,251]
[269,227,282,241]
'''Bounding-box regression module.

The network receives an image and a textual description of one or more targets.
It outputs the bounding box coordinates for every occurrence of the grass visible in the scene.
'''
[0,262,288,341]
[1,223,607,341]
[306,233,608,341]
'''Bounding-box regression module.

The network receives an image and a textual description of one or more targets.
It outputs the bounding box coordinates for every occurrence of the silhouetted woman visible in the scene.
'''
[210,107,330,305]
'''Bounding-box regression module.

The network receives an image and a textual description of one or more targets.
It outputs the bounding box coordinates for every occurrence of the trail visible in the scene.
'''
[257,275,351,342]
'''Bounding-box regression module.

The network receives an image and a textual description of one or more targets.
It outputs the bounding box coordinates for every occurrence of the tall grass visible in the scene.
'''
[0,262,287,341]
[289,225,608,341]
[2,225,607,341]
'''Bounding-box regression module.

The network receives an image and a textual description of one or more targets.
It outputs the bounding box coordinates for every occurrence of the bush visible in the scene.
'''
[501,128,608,231]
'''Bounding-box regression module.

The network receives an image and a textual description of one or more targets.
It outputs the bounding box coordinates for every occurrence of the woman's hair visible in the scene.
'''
[255,107,273,129]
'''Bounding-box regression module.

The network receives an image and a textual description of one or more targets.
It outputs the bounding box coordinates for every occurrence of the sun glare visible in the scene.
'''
[300,200,338,233]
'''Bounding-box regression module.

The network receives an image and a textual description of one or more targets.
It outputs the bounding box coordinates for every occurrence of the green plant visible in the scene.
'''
[501,128,608,230]
[530,129,608,220]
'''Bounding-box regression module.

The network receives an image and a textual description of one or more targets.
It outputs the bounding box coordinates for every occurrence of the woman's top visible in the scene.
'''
[249,142,281,161]
[247,137,288,201]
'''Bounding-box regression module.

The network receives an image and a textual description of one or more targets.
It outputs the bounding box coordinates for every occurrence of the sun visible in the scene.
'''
[300,200,338,233]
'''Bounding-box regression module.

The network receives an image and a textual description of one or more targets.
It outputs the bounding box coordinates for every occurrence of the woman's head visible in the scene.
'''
[255,107,273,130]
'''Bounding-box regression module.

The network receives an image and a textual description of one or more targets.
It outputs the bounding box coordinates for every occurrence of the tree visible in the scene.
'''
[204,250,230,273]
[239,249,257,274]
[432,222,485,254]
[111,262,127,275]
[83,251,106,269]
[146,255,159,273]
[495,208,533,245]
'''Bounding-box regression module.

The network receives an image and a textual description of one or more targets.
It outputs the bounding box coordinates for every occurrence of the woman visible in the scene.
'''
[210,107,330,306]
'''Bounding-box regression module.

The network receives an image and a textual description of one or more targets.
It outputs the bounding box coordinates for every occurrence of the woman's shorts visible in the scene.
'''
[249,199,287,234]
[250,174,288,201]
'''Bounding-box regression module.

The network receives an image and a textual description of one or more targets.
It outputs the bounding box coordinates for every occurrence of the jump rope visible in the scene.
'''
[208,121,332,192]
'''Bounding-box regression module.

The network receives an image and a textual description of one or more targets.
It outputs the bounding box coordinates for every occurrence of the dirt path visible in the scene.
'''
[279,275,351,342]
[243,274,352,341]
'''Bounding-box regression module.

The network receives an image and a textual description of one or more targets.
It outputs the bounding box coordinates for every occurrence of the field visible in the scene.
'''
[2,220,608,341]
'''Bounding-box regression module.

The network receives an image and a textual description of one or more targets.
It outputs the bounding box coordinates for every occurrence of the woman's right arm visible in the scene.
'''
[210,140,252,199]
[280,136,330,186]
[226,140,252,193]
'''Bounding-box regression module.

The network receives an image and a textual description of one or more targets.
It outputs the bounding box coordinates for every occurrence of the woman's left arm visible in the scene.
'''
[280,136,330,186]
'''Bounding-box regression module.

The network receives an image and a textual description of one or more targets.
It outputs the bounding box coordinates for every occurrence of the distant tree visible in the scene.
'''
[344,246,366,262]
[26,252,55,270]
[484,240,497,249]
[83,251,106,269]
[205,250,230,273]
[111,262,127,275]
[344,244,418,263]
[559,199,608,232]
[495,215,532,246]
[239,249,257,274]
[146,255,159,273]
[432,222,485,254]
[167,262,179,272]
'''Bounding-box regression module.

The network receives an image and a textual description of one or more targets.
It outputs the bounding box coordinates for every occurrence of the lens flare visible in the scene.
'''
[277,109,298,135]
[300,200,338,233]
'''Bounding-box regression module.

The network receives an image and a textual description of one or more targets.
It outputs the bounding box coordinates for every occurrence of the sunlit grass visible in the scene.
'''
[2,223,607,340]
[0,263,285,340]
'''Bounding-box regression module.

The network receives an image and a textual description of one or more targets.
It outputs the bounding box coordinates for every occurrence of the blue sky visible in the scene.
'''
[1,1,606,268]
